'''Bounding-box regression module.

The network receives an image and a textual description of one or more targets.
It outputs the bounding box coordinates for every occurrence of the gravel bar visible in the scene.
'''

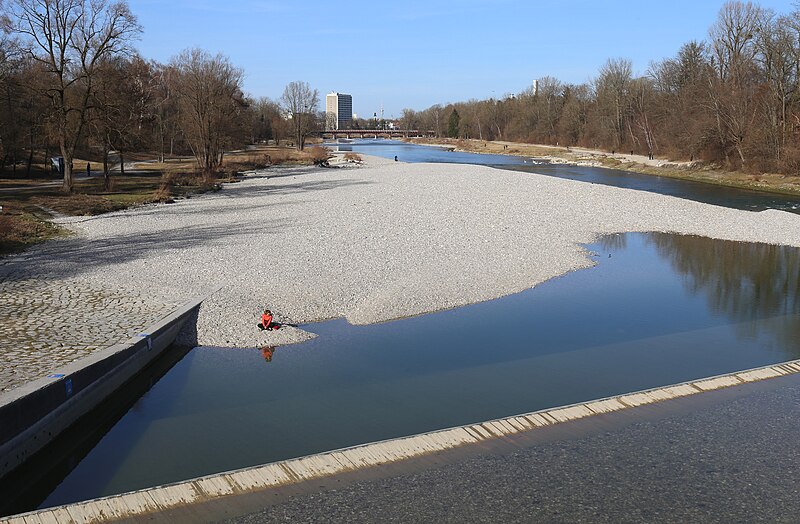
[2,155,800,388]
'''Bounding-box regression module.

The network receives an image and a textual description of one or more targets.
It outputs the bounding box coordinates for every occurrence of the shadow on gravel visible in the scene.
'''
[1,222,289,282]
[0,173,368,281]
[247,166,321,180]
[222,178,373,199]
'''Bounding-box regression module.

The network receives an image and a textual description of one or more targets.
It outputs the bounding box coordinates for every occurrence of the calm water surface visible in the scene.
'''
[32,232,800,509]
[330,139,800,213]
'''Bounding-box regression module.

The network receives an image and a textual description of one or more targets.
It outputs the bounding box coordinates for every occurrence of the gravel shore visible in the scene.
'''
[5,154,800,355]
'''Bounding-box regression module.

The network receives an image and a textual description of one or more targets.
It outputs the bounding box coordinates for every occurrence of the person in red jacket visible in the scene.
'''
[258,309,280,331]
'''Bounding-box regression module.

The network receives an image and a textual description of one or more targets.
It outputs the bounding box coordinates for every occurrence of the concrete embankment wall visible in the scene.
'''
[0,293,205,481]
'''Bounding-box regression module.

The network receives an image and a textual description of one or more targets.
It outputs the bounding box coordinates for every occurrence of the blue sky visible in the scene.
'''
[132,0,797,118]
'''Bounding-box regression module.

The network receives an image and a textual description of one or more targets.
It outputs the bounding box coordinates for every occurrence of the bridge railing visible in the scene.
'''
[313,130,435,138]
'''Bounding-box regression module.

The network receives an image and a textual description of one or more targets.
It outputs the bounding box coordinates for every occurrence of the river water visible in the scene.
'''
[329,139,800,214]
[13,232,798,513]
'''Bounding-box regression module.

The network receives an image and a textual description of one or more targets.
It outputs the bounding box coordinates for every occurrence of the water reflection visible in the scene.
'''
[260,346,276,363]
[647,233,800,352]
[596,232,628,250]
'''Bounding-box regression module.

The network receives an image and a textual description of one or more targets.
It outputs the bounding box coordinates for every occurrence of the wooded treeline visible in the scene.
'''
[0,0,315,191]
[2,0,798,192]
[401,1,800,174]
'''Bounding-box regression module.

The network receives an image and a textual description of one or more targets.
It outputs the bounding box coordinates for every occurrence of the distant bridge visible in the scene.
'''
[315,129,434,139]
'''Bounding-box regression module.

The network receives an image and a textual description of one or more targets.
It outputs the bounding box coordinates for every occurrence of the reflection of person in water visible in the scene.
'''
[258,309,280,331]
[261,346,276,362]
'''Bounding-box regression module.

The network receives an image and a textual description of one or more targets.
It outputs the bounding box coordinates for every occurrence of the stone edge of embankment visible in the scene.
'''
[7,357,800,524]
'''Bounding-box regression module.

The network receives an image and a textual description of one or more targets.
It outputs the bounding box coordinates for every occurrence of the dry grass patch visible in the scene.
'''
[0,202,67,255]
[308,146,333,166]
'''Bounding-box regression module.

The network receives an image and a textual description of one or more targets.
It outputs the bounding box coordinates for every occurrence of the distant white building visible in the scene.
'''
[325,92,353,130]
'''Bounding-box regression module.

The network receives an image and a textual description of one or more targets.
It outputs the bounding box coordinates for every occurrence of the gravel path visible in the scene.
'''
[2,155,800,389]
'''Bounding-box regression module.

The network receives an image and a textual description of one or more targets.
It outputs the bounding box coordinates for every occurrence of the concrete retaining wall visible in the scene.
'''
[0,293,206,481]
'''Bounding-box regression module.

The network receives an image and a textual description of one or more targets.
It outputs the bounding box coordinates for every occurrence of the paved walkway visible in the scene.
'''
[0,253,179,392]
[224,373,800,523]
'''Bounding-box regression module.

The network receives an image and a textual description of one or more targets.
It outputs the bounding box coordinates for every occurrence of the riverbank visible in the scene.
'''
[407,137,800,198]
[2,152,800,390]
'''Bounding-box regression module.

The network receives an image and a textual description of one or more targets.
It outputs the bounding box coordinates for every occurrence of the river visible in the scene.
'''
[328,139,800,214]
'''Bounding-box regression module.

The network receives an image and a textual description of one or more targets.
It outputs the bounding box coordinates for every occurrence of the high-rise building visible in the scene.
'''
[325,92,353,130]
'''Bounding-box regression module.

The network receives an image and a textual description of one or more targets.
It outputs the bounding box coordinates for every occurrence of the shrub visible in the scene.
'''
[343,152,363,163]
[308,146,333,166]
[154,170,176,202]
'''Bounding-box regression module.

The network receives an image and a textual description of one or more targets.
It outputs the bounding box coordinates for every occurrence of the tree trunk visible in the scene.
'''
[159,120,165,163]
[61,139,74,192]
[103,148,111,192]
[27,126,35,177]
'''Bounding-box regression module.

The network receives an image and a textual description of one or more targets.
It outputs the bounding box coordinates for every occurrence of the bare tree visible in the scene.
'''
[400,108,418,133]
[706,1,766,166]
[168,48,246,176]
[709,1,763,83]
[89,55,154,189]
[594,58,633,149]
[649,41,711,160]
[0,28,19,171]
[8,0,140,191]
[280,80,318,151]
[754,11,797,167]
[418,103,445,137]
[248,96,282,143]
[148,60,180,162]
[533,76,564,143]
[628,77,657,157]
[557,83,591,146]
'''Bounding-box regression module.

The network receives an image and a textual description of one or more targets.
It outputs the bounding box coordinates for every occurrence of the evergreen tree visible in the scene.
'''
[447,109,460,138]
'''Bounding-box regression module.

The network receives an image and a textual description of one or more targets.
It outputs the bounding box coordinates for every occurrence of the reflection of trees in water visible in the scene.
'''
[597,233,628,251]
[646,232,800,356]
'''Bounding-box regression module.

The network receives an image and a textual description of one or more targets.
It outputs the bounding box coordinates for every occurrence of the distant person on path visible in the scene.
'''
[258,309,280,331]
[394,155,398,161]
[86,162,91,176]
